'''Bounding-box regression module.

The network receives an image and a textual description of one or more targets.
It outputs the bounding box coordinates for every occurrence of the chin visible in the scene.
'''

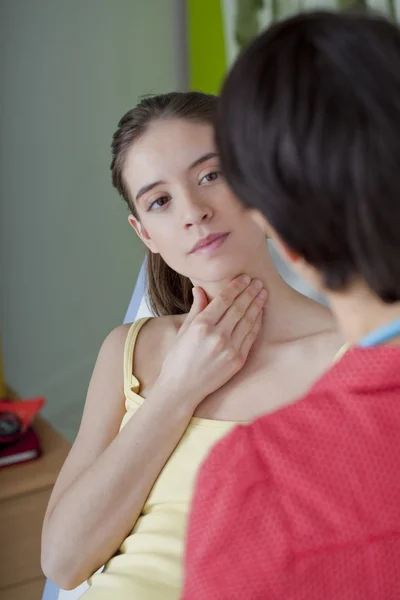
[187,255,249,284]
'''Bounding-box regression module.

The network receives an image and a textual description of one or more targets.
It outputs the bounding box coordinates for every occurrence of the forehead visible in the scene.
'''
[123,118,216,190]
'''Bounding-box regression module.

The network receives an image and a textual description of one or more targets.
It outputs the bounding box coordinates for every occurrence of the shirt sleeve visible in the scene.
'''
[181,424,290,600]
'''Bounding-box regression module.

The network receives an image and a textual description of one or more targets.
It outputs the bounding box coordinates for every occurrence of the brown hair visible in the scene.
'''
[111,91,218,316]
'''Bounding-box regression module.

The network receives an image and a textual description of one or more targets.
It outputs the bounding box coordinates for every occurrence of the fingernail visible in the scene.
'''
[240,275,251,285]
[253,279,263,290]
[258,289,268,300]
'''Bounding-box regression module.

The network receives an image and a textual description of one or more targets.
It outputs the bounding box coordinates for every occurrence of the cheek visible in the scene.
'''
[215,190,265,243]
[218,186,243,210]
[143,220,186,261]
[140,218,171,248]
[235,215,268,257]
[237,211,264,237]
[218,188,255,229]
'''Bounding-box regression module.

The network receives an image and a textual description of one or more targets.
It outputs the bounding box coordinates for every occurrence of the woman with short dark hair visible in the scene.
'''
[184,11,400,599]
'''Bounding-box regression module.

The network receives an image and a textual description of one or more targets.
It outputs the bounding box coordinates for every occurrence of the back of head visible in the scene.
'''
[217,11,400,303]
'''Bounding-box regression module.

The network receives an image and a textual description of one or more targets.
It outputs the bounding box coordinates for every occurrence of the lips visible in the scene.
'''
[190,232,230,254]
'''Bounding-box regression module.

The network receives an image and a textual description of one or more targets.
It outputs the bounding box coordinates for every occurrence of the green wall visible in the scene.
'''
[187,0,227,94]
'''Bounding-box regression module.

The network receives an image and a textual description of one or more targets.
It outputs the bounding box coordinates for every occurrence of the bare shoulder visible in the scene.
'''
[44,323,136,516]
[101,323,132,356]
[133,314,184,359]
[131,314,186,395]
[81,323,133,417]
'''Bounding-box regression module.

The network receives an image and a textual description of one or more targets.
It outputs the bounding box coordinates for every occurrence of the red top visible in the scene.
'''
[182,346,400,599]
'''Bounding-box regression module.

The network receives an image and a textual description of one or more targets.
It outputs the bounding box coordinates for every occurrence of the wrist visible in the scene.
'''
[153,371,204,412]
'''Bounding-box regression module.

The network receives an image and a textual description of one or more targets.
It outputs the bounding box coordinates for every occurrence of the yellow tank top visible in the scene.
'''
[84,318,237,599]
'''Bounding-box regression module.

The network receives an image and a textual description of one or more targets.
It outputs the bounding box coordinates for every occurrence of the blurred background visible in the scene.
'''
[0,0,188,441]
[0,0,397,443]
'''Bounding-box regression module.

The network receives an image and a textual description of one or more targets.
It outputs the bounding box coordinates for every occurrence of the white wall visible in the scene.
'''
[0,0,187,440]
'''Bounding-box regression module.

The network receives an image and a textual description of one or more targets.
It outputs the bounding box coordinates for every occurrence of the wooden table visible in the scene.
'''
[0,417,71,599]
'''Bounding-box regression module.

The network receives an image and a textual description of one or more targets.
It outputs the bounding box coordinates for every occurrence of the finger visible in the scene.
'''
[179,287,209,336]
[231,288,267,348]
[219,279,264,336]
[197,275,251,325]
[239,309,263,360]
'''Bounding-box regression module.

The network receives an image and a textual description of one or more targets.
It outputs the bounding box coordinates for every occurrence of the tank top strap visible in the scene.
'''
[123,317,152,397]
[333,342,351,363]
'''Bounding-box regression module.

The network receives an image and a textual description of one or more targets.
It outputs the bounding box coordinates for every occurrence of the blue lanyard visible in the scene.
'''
[358,317,400,348]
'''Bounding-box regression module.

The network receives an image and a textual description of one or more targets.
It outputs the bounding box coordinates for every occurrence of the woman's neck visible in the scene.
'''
[328,282,400,346]
[191,245,336,344]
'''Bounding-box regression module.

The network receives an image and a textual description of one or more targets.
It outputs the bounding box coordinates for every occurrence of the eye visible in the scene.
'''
[199,171,221,185]
[148,196,170,212]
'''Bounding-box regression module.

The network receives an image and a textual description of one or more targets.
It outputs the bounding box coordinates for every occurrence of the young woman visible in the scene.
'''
[41,91,342,599]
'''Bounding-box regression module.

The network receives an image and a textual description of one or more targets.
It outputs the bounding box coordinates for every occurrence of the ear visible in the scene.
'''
[128,215,159,254]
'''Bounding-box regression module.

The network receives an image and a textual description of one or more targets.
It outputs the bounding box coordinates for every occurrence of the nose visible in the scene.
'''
[182,193,213,229]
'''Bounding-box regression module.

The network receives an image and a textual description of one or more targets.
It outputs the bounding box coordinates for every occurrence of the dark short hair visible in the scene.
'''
[111,92,217,316]
[217,11,400,303]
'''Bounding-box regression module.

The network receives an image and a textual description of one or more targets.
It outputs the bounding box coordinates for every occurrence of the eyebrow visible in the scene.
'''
[136,180,165,201]
[135,152,220,202]
[189,151,219,169]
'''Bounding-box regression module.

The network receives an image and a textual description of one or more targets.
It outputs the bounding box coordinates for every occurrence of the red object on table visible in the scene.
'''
[0,427,41,468]
[0,397,45,444]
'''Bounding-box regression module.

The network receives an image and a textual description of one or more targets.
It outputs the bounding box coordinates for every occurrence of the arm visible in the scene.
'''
[41,326,196,590]
[182,426,288,600]
[42,276,266,590]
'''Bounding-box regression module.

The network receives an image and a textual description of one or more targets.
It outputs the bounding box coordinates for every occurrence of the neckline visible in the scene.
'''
[125,318,350,428]
[125,317,243,428]
[127,379,242,428]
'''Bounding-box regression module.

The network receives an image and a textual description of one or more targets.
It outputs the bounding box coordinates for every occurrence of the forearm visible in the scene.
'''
[42,381,195,589]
